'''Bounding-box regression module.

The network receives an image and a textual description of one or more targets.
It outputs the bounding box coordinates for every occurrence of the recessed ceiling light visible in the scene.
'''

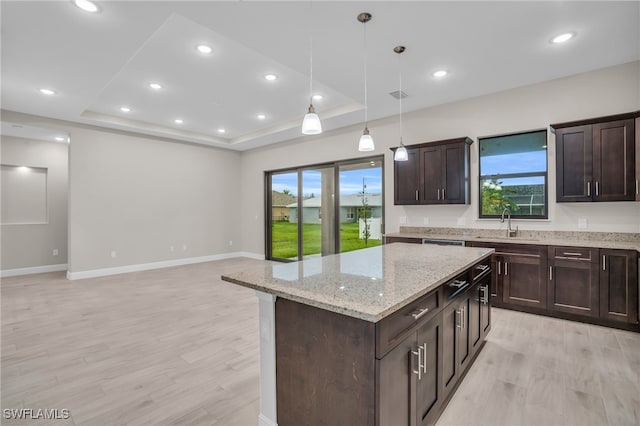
[257,114,266,120]
[217,128,226,133]
[39,88,56,95]
[196,44,213,54]
[120,106,131,113]
[174,118,184,124]
[148,82,163,90]
[55,136,66,142]
[73,0,99,13]
[264,74,278,81]
[551,32,575,44]
[312,94,323,101]
[433,70,448,78]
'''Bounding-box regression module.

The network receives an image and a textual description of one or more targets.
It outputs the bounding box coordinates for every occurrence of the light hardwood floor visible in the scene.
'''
[2,257,639,425]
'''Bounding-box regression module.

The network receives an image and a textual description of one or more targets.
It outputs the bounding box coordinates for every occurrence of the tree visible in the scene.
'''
[282,189,291,195]
[358,177,371,246]
[481,178,519,215]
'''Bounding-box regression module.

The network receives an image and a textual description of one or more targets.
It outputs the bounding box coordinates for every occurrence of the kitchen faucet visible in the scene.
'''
[500,208,518,238]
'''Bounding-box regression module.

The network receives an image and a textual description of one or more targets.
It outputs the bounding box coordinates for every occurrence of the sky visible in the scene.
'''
[271,167,382,197]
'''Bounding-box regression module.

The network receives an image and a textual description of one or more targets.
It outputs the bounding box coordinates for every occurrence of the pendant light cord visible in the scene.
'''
[309,1,313,105]
[399,51,403,144]
[363,19,368,127]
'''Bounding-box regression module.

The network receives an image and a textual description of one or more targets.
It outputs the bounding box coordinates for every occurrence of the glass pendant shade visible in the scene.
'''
[394,145,408,161]
[302,105,322,135]
[358,128,375,151]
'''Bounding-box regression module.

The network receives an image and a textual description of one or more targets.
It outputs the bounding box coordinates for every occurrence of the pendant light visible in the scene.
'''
[357,12,374,152]
[301,2,322,135]
[394,46,408,161]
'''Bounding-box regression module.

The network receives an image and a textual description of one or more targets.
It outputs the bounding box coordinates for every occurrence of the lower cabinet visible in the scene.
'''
[378,312,443,426]
[470,273,491,353]
[548,247,599,317]
[442,290,471,398]
[600,249,639,324]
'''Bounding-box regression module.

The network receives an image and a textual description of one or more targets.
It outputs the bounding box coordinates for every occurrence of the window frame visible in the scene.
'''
[478,129,549,220]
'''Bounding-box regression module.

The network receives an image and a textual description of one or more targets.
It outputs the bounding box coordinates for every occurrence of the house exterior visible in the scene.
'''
[287,194,382,224]
[271,191,297,222]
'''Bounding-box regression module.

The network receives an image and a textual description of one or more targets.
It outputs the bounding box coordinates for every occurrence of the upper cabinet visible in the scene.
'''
[552,113,637,202]
[392,137,472,205]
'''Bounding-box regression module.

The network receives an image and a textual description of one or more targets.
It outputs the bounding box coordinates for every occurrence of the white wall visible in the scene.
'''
[239,61,640,255]
[1,136,68,272]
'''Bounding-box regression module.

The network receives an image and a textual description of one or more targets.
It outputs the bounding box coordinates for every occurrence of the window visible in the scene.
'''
[266,156,384,261]
[479,130,548,219]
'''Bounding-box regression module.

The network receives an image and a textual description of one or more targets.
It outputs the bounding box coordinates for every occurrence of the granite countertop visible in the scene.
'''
[221,244,493,322]
[385,227,640,252]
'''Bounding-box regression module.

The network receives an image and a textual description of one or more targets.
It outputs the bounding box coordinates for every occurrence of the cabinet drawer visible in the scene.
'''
[385,236,421,244]
[471,257,491,282]
[376,288,442,358]
[551,246,596,261]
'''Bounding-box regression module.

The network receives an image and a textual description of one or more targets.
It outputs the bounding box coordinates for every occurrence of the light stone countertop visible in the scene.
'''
[221,244,493,322]
[385,227,640,252]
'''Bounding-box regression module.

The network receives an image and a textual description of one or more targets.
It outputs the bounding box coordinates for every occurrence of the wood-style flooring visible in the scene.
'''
[2,257,639,425]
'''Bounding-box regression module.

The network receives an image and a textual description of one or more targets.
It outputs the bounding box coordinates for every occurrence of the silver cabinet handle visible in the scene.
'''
[636,179,639,195]
[462,306,465,329]
[410,307,430,320]
[603,255,606,271]
[563,252,582,256]
[422,343,428,375]
[504,262,508,276]
[595,181,599,196]
[415,189,419,201]
[449,279,468,289]
[587,182,591,196]
[549,266,553,281]
[412,346,423,380]
[476,264,489,271]
[456,309,462,328]
[437,189,440,200]
[480,285,489,304]
[442,188,446,200]
[497,261,501,275]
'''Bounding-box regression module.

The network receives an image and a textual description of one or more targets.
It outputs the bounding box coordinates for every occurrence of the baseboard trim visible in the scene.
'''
[66,252,266,280]
[1,263,68,278]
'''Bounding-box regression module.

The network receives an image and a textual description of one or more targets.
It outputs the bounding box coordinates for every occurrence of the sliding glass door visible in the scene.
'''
[266,155,383,262]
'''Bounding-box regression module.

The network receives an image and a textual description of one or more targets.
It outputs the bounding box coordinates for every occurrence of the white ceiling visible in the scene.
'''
[2,1,638,151]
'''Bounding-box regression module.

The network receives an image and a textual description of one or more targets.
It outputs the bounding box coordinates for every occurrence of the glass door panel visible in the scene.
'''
[338,159,383,253]
[270,172,298,260]
[301,167,335,259]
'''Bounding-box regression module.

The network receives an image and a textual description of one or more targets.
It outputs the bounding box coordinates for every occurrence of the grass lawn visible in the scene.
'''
[271,221,382,259]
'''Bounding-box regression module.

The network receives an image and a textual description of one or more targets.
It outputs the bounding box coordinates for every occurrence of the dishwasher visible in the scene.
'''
[421,238,465,246]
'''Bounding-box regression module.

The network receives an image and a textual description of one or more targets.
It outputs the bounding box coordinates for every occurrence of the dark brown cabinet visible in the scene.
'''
[442,287,471,399]
[393,137,472,205]
[548,246,599,318]
[553,114,636,202]
[385,236,422,244]
[636,116,640,201]
[600,249,639,325]
[469,272,491,353]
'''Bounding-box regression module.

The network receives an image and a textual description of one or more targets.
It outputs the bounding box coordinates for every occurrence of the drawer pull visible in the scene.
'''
[475,264,489,271]
[563,252,582,256]
[449,279,467,289]
[410,307,430,320]
[422,343,428,374]
[480,285,489,304]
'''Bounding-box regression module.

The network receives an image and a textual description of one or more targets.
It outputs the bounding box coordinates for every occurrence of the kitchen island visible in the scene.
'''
[222,243,494,426]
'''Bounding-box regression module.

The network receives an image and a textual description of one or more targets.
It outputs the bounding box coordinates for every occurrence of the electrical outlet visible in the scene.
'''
[423,217,430,225]
[399,216,407,224]
[111,251,117,258]
[578,218,588,229]
[228,240,233,246]
[170,245,174,252]
[52,249,59,256]
[182,244,187,251]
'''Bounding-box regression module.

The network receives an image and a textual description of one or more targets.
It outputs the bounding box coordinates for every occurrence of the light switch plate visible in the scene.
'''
[399,216,407,224]
[423,217,430,225]
[578,218,588,229]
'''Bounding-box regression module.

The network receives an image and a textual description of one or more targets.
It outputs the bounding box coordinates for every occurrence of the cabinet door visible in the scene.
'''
[470,276,491,353]
[416,314,443,426]
[502,252,547,309]
[600,249,639,324]
[442,143,468,204]
[593,119,636,201]
[394,149,421,205]
[480,278,491,338]
[377,331,416,426]
[636,117,640,201]
[442,294,471,398]
[548,247,599,318]
[422,146,443,204]
[490,254,503,306]
[556,125,593,202]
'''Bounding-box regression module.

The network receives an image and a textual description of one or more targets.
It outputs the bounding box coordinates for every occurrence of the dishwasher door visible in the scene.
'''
[421,238,465,246]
